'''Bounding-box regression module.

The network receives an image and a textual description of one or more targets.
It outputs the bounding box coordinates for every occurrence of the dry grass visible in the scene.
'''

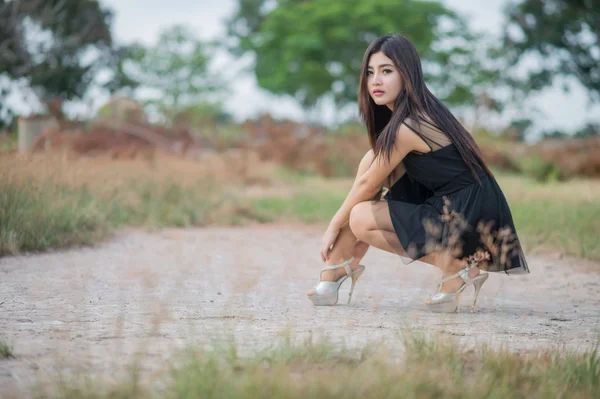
[35,333,600,398]
[1,151,598,259]
[0,149,272,192]
[495,170,600,203]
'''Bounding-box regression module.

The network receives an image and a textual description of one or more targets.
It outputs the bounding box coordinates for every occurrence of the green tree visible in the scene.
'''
[541,129,568,140]
[507,118,534,142]
[226,0,503,111]
[172,102,232,127]
[0,0,133,126]
[503,0,600,100]
[573,123,599,138]
[122,25,219,125]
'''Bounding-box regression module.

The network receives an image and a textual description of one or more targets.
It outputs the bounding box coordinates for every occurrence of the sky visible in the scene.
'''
[12,0,600,135]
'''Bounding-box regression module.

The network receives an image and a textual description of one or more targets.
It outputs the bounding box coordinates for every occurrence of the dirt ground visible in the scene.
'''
[1,225,599,397]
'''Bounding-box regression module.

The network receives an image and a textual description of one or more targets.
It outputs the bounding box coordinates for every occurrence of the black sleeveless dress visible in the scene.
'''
[385,120,529,275]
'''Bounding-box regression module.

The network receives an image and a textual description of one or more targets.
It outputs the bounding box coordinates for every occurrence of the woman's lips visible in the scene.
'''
[372,90,385,96]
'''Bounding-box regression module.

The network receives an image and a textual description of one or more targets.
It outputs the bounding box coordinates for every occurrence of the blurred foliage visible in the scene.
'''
[122,24,220,125]
[26,331,600,398]
[172,101,232,128]
[541,123,599,140]
[226,0,509,110]
[506,118,534,142]
[504,0,600,101]
[1,0,597,140]
[517,156,563,182]
[0,0,137,127]
[95,96,146,124]
[574,122,600,138]
[541,129,569,140]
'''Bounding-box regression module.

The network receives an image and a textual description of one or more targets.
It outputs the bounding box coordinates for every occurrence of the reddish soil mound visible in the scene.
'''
[28,114,599,179]
[32,123,198,160]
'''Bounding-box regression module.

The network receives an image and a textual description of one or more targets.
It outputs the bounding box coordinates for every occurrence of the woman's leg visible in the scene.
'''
[349,200,408,256]
[307,151,375,296]
[316,221,370,279]
[349,200,480,293]
[306,222,370,296]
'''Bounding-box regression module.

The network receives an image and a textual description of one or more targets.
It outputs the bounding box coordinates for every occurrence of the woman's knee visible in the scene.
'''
[349,202,370,239]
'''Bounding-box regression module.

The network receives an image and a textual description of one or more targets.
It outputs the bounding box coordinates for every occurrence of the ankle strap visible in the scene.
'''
[322,257,355,276]
[439,265,472,285]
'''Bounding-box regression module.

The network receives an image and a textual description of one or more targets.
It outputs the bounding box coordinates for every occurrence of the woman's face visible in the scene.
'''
[366,51,403,111]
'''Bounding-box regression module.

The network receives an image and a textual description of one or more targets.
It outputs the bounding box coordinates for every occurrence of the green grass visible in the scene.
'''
[494,170,600,259]
[0,175,262,255]
[1,162,598,261]
[37,334,600,398]
[252,192,346,223]
[249,172,600,260]
[101,180,216,228]
[0,339,14,358]
[511,199,599,259]
[0,180,108,255]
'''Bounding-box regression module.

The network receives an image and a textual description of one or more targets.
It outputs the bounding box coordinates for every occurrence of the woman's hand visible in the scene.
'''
[320,222,341,262]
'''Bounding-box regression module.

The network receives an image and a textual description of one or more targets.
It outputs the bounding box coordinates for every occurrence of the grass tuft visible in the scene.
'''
[35,334,600,398]
[0,179,108,255]
[1,154,598,260]
[0,339,14,358]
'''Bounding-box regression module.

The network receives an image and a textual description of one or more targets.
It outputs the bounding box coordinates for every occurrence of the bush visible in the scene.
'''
[0,180,107,255]
[517,156,563,182]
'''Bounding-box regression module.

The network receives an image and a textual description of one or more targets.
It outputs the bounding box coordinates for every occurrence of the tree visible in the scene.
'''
[503,0,600,101]
[541,129,568,140]
[574,122,599,138]
[122,25,219,125]
[226,0,504,111]
[0,0,133,127]
[507,118,534,142]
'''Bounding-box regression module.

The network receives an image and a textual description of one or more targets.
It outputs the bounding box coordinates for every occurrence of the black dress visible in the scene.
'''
[384,118,529,274]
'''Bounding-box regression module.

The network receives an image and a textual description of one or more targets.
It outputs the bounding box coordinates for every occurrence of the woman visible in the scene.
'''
[306,34,529,313]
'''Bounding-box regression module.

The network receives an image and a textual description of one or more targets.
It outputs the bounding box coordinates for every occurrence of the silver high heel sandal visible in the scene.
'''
[426,265,489,313]
[307,256,366,306]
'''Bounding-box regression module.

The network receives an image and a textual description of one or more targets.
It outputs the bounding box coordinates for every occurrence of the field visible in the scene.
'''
[1,149,599,398]
[1,150,598,260]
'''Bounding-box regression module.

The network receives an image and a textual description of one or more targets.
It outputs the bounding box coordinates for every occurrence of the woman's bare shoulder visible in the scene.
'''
[394,121,427,151]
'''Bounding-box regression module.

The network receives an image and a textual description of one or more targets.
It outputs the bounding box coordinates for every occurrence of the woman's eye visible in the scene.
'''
[366,71,373,76]
[383,69,392,74]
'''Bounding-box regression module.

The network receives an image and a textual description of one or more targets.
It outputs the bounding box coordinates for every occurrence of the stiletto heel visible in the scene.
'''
[470,273,489,312]
[426,265,488,313]
[307,257,366,306]
[347,269,364,304]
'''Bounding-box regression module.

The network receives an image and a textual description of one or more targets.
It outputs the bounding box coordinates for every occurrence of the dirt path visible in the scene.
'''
[1,226,599,397]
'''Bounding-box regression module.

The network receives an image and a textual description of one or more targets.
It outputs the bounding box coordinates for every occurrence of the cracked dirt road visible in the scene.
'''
[1,225,599,397]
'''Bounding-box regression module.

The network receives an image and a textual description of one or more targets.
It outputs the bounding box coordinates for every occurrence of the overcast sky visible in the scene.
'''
[92,1,599,133]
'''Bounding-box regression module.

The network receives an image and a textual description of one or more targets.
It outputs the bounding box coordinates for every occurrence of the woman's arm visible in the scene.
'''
[330,124,417,227]
[319,124,423,261]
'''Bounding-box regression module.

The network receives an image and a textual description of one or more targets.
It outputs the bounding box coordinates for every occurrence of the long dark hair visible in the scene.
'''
[358,35,492,186]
